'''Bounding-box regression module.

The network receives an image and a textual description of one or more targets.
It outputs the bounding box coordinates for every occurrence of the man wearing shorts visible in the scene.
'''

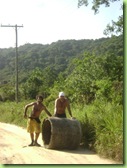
[24,95,52,146]
[54,92,73,118]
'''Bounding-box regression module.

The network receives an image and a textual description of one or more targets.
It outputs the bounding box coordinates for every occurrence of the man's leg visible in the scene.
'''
[29,133,34,146]
[34,133,41,146]
[34,120,41,146]
[27,119,35,146]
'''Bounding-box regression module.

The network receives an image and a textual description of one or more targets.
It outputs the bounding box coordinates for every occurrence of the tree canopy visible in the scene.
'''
[78,0,123,35]
[0,35,123,103]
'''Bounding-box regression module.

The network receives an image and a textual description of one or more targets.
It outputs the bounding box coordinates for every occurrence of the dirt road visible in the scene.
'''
[0,122,120,164]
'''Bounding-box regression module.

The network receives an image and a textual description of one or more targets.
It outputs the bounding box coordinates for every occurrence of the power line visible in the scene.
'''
[1,24,23,103]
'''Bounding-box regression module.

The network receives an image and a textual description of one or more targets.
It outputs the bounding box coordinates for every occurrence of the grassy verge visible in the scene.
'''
[0,100,123,162]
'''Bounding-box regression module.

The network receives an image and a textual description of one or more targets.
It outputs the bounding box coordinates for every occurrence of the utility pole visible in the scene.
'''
[1,24,23,103]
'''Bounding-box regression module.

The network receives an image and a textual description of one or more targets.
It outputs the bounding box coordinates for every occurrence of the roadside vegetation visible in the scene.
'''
[0,98,123,162]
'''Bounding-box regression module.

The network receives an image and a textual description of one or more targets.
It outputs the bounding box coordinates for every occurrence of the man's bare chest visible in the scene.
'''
[33,104,43,112]
[58,100,67,108]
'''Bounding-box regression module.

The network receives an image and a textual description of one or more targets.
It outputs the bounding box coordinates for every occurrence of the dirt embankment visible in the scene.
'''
[0,122,121,164]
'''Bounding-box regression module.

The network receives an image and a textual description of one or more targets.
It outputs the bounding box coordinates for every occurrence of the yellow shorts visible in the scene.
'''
[27,119,41,133]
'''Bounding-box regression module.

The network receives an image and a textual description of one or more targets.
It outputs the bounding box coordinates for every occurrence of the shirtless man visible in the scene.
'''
[24,95,52,146]
[54,92,73,118]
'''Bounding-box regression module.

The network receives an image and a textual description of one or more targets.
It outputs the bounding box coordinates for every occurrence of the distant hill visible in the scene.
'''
[0,35,123,85]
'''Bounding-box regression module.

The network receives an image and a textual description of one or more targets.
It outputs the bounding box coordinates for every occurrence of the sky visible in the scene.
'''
[0,0,123,49]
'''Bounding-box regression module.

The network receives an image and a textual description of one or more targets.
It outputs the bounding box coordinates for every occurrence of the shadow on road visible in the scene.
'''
[42,146,96,155]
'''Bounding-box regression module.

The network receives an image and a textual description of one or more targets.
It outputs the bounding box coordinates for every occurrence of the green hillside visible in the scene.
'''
[0,35,123,101]
[0,35,123,85]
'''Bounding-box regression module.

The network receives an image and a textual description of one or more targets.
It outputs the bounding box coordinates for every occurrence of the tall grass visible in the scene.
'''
[0,101,27,127]
[92,101,123,161]
[0,100,123,162]
[72,100,123,162]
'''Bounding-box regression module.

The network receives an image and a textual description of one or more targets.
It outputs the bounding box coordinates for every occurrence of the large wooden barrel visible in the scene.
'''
[42,117,82,149]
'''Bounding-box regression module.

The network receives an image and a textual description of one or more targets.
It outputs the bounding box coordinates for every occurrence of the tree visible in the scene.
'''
[22,68,43,99]
[63,50,123,104]
[103,15,123,35]
[78,0,123,35]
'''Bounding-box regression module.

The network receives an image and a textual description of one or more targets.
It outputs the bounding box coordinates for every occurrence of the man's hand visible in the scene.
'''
[71,117,76,119]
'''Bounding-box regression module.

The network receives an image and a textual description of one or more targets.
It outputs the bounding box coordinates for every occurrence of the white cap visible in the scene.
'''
[59,92,65,97]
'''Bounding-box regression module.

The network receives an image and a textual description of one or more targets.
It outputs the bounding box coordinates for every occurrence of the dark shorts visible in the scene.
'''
[54,113,66,118]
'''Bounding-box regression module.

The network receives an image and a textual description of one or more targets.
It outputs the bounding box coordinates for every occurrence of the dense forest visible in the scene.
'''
[0,35,123,103]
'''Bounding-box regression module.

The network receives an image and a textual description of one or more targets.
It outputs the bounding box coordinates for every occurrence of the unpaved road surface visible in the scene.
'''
[0,122,120,164]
